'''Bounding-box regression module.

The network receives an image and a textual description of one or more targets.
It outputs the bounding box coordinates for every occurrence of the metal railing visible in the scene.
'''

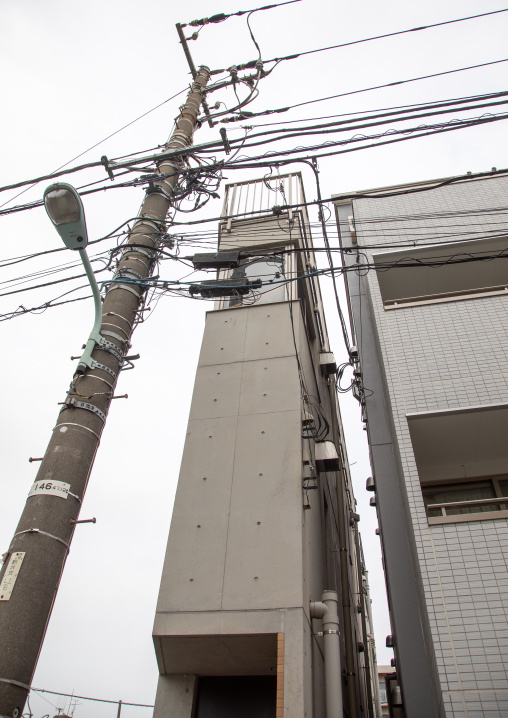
[427,495,508,517]
[221,174,305,223]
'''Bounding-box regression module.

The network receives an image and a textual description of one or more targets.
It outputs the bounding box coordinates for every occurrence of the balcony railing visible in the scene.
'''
[221,174,305,231]
[427,495,508,523]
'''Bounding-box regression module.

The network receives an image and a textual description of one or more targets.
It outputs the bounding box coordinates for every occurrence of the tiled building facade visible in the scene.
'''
[335,172,508,717]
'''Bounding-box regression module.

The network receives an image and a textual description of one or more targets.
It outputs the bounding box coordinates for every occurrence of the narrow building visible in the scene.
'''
[335,171,508,717]
[152,173,377,717]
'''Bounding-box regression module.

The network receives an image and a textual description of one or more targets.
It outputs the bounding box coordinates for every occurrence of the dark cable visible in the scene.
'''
[181,0,301,26]
[254,9,508,64]
[309,157,351,353]
[237,90,508,128]
[0,88,187,208]
[227,58,508,119]
[213,97,508,151]
[31,688,153,709]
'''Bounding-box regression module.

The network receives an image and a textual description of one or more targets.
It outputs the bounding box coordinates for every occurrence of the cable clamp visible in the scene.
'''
[101,322,130,340]
[106,283,142,300]
[170,130,191,144]
[90,361,117,380]
[323,629,339,635]
[100,329,127,345]
[132,218,165,233]
[145,182,172,200]
[11,528,70,552]
[0,677,31,690]
[158,160,184,172]
[138,213,165,224]
[95,340,124,363]
[53,423,102,442]
[101,155,115,181]
[166,138,188,151]
[121,246,156,261]
[61,397,106,423]
[114,268,145,282]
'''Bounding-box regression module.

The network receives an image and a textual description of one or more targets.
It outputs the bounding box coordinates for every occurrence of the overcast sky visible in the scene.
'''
[1,1,508,716]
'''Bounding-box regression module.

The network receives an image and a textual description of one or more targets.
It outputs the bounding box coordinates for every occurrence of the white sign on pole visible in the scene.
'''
[28,480,70,499]
[1,552,26,601]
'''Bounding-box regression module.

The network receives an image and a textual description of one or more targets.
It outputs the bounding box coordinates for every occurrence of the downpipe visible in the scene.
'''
[311,590,343,718]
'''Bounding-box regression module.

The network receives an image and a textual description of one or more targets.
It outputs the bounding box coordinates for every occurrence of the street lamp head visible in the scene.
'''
[43,182,89,250]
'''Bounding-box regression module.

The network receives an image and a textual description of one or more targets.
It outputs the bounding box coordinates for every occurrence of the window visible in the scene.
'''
[422,478,508,520]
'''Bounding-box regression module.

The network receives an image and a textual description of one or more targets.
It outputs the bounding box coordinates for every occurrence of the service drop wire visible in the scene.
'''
[4,247,508,323]
[1,88,506,199]
[3,111,508,221]
[216,8,508,71]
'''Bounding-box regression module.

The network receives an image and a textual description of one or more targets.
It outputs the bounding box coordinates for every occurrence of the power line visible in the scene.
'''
[224,58,508,120]
[242,91,508,128]
[213,96,508,151]
[262,8,508,65]
[0,88,187,208]
[181,0,301,27]
[4,79,507,202]
[2,113,507,221]
[220,113,508,169]
[4,234,508,319]
[31,688,153,709]
[2,81,505,205]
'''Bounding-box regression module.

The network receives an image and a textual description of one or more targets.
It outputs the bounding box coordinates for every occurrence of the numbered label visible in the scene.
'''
[28,480,70,499]
[1,552,25,601]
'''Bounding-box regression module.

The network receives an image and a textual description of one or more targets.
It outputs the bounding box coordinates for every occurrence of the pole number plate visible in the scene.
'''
[28,480,71,499]
[1,552,25,601]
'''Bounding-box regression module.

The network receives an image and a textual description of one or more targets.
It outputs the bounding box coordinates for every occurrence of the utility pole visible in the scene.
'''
[0,65,210,718]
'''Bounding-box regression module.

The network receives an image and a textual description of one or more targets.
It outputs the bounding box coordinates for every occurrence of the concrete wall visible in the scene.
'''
[153,193,375,717]
[341,174,508,717]
[153,301,327,716]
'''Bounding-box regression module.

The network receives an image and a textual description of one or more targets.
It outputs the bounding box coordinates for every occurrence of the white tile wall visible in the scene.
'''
[353,175,508,716]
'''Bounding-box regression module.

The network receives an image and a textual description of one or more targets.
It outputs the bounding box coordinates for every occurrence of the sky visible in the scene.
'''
[1,1,508,716]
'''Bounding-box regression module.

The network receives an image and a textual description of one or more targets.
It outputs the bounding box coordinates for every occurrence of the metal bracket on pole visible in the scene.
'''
[120,354,140,372]
[61,398,107,423]
[89,361,117,380]
[176,23,215,128]
[95,340,124,363]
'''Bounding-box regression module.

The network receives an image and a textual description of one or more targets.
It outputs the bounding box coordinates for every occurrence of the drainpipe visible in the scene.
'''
[327,382,359,718]
[353,527,374,718]
[311,590,343,718]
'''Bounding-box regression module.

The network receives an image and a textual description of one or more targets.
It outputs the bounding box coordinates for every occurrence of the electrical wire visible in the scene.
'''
[31,688,153,708]
[222,58,508,121]
[2,113,507,221]
[210,98,508,153]
[5,247,508,324]
[2,88,506,200]
[0,89,188,210]
[261,8,508,65]
[181,0,301,27]
[242,91,508,128]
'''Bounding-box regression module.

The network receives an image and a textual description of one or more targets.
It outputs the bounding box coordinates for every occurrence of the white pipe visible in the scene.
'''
[310,590,343,718]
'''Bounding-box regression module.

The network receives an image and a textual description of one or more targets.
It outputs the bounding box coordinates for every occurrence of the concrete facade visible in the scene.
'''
[152,175,377,717]
[336,173,508,717]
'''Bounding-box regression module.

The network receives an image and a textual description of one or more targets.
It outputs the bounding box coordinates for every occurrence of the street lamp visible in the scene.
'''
[43,182,103,375]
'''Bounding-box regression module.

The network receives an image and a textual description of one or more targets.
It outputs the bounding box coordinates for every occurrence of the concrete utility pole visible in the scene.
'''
[0,66,210,718]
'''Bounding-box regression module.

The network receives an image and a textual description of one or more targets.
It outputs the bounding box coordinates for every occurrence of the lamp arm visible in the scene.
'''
[76,248,105,375]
